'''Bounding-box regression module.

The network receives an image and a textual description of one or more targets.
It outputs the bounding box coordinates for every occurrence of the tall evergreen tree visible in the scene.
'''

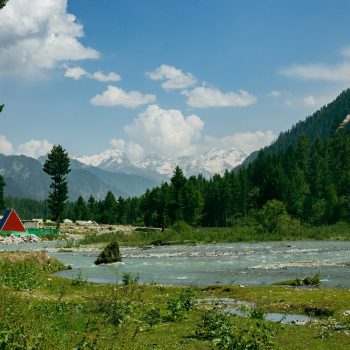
[170,166,186,223]
[101,191,118,224]
[43,145,71,229]
[0,0,8,10]
[0,175,5,213]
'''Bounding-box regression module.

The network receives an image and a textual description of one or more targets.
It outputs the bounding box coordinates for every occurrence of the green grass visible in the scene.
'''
[0,253,349,349]
[77,222,350,248]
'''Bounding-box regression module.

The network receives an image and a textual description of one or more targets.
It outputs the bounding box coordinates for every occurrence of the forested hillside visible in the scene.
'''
[240,88,350,168]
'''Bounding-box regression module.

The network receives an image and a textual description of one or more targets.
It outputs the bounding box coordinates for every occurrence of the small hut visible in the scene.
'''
[0,209,26,233]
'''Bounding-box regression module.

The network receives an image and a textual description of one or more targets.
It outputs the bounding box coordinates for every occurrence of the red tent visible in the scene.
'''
[0,209,26,232]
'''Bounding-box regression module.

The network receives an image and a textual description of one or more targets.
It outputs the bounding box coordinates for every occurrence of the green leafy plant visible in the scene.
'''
[122,272,140,286]
[166,288,197,321]
[248,308,266,320]
[71,270,87,286]
[143,307,161,328]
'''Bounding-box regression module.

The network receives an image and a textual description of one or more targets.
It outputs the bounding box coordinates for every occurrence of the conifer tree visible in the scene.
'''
[0,175,5,213]
[43,145,71,229]
[0,0,8,10]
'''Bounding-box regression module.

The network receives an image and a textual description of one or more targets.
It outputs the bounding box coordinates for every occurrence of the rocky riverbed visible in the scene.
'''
[0,234,41,245]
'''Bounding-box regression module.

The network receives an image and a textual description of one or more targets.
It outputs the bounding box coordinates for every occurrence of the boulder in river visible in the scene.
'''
[94,241,122,265]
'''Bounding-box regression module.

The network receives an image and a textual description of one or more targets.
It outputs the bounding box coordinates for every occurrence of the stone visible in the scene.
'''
[94,241,122,265]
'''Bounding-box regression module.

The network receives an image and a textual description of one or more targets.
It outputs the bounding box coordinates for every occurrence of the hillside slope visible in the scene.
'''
[239,88,350,168]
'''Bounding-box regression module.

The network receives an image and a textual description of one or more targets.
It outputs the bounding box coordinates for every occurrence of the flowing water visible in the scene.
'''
[1,240,349,287]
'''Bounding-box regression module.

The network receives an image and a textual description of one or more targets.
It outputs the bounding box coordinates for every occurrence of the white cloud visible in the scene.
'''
[125,105,204,158]
[92,71,121,82]
[17,139,53,158]
[64,66,121,82]
[204,131,276,154]
[110,138,126,150]
[64,66,88,80]
[146,64,197,89]
[0,135,14,155]
[109,138,144,162]
[268,90,282,97]
[0,0,99,76]
[279,62,350,82]
[182,86,257,108]
[303,95,316,106]
[90,86,156,108]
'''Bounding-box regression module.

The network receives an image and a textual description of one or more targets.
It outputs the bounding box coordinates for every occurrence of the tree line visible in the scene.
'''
[4,126,350,228]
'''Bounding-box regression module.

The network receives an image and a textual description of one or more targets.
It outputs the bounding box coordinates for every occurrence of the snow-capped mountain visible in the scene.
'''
[76,149,132,171]
[76,148,248,179]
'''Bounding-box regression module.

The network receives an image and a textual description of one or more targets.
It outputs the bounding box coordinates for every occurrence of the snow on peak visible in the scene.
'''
[75,147,249,178]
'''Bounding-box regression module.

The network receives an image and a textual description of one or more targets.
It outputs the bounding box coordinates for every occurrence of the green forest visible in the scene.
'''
[5,89,350,230]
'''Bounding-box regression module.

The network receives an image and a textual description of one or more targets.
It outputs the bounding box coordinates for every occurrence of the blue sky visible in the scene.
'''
[1,0,350,160]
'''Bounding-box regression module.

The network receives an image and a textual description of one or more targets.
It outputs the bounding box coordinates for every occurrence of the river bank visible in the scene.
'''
[0,251,349,349]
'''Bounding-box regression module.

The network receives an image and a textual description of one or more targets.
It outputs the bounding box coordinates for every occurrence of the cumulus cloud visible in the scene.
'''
[0,135,14,155]
[17,139,53,158]
[64,66,121,82]
[279,62,350,82]
[125,105,204,158]
[110,138,144,162]
[92,71,121,82]
[90,86,156,108]
[146,64,197,89]
[204,131,276,154]
[64,66,88,80]
[303,95,316,106]
[0,0,99,76]
[182,86,257,108]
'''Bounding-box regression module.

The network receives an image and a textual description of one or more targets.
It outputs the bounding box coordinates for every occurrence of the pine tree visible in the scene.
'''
[101,191,118,224]
[0,1,8,10]
[170,166,186,223]
[0,175,5,213]
[74,196,87,221]
[87,195,97,221]
[43,145,71,229]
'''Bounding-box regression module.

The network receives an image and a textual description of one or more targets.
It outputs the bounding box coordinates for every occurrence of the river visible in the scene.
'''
[2,240,348,287]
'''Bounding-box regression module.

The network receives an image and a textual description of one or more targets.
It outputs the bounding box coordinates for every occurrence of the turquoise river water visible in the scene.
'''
[1,240,348,288]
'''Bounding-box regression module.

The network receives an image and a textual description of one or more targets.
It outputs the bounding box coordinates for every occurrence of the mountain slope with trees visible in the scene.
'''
[239,88,350,168]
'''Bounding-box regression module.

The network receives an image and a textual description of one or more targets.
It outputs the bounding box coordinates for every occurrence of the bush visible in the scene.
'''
[122,272,140,286]
[248,308,266,320]
[143,307,161,328]
[166,288,197,321]
[71,270,87,286]
[94,292,133,327]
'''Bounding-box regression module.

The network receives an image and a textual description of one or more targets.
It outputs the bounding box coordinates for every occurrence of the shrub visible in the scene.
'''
[166,288,197,321]
[248,308,266,320]
[196,308,275,350]
[143,307,161,328]
[122,272,140,286]
[94,292,133,328]
[71,270,87,286]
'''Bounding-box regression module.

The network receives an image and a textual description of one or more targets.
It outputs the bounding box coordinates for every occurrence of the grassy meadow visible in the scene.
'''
[0,252,349,349]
